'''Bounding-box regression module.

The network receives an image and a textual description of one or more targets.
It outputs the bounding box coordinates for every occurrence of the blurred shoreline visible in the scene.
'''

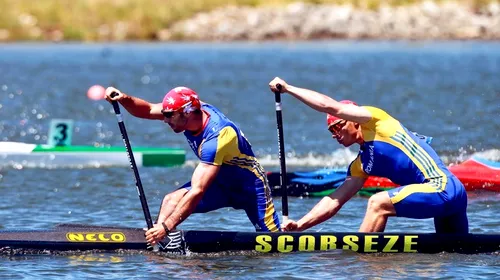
[1,1,499,42]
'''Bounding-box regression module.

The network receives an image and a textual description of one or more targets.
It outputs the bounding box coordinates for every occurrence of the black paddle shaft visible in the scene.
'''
[274,84,289,219]
[110,92,154,229]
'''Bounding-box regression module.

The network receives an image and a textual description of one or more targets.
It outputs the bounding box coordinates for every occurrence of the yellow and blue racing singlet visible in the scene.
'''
[181,103,280,232]
[347,106,468,233]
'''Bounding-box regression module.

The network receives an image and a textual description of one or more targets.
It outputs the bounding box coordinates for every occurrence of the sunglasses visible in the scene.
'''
[161,109,178,119]
[162,102,194,119]
[328,120,347,135]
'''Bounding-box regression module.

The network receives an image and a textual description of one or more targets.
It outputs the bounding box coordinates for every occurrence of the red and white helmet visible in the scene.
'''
[162,87,201,113]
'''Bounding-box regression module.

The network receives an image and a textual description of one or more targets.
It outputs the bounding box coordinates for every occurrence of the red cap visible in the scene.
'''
[326,100,357,127]
[162,87,201,113]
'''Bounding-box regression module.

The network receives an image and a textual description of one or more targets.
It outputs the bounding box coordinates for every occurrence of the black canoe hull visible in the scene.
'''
[1,224,499,254]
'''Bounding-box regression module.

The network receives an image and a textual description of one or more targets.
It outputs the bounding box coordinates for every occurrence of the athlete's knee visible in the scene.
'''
[161,194,173,208]
[162,189,187,207]
[366,193,395,216]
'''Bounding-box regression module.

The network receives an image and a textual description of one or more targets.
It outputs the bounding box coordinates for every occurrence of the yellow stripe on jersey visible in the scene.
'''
[213,127,264,180]
[263,206,280,232]
[392,132,437,176]
[348,155,369,178]
[214,126,278,231]
[390,183,441,204]
[362,106,447,190]
[391,131,447,189]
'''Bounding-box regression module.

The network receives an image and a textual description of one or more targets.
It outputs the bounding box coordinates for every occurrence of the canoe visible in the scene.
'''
[1,223,498,255]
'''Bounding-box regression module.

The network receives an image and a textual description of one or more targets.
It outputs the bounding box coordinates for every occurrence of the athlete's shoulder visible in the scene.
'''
[362,106,390,119]
[202,103,228,120]
[361,106,400,127]
[201,103,219,114]
[201,104,239,138]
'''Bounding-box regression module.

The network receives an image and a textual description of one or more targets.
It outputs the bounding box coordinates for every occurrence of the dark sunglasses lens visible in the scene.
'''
[329,122,344,134]
[162,111,174,118]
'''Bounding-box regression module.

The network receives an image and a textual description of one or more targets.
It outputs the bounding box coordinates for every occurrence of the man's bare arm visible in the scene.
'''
[105,86,163,120]
[163,162,220,230]
[119,95,163,120]
[269,78,372,124]
[295,176,367,231]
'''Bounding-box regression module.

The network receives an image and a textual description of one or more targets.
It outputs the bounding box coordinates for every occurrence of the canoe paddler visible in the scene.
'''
[105,86,281,245]
[268,77,469,234]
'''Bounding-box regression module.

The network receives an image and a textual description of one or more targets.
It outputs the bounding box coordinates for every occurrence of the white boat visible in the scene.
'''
[0,141,185,168]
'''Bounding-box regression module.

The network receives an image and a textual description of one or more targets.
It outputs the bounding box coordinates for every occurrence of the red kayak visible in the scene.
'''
[365,157,500,192]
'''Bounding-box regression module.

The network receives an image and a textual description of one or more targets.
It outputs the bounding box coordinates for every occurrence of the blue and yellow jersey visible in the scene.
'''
[183,103,280,231]
[347,106,453,188]
[184,103,267,183]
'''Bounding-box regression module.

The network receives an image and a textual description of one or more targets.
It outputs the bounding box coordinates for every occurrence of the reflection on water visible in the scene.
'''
[67,254,127,263]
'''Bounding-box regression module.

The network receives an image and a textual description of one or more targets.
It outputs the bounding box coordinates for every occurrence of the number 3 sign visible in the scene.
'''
[48,119,74,146]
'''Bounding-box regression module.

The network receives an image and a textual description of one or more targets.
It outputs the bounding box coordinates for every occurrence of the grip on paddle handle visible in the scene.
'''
[276,84,283,92]
[112,102,120,114]
[274,84,283,103]
[110,91,121,115]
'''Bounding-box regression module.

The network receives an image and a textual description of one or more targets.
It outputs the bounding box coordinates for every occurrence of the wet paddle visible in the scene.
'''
[273,84,289,223]
[109,92,163,250]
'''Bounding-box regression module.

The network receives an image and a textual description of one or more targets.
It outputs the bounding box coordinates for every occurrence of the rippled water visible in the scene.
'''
[0,41,499,279]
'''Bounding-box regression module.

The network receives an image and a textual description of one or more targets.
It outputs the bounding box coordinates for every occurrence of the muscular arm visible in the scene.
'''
[285,85,372,125]
[295,176,367,231]
[119,94,164,120]
[163,162,220,230]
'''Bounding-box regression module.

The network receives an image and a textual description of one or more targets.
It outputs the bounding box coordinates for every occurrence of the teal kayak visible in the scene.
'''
[0,141,185,167]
